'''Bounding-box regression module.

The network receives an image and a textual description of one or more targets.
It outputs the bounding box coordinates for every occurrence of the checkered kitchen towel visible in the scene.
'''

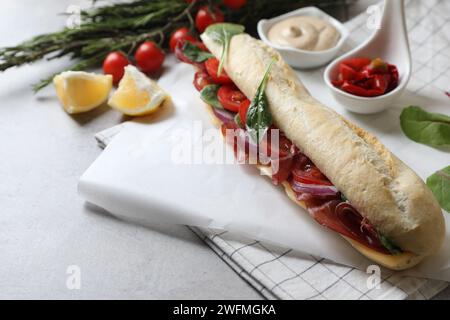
[95,0,450,299]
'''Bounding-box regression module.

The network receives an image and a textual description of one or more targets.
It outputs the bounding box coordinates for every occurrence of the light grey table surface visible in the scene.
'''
[1,0,448,300]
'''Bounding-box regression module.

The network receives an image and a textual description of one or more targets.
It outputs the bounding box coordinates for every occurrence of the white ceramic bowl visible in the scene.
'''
[324,57,410,114]
[323,0,411,114]
[257,6,349,69]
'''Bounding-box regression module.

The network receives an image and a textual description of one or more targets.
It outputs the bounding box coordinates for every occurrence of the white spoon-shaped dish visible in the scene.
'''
[324,0,411,114]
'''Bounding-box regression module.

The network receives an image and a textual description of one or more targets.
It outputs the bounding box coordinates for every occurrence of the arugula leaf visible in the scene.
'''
[200,84,223,109]
[427,166,450,212]
[400,106,450,147]
[181,41,213,63]
[378,232,402,255]
[205,23,245,76]
[246,59,275,143]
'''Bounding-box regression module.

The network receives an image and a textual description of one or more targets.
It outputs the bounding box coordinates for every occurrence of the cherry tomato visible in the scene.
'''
[193,71,214,91]
[102,51,130,85]
[195,6,224,33]
[169,27,196,52]
[134,41,165,74]
[223,0,247,10]
[239,99,251,124]
[205,58,232,85]
[217,85,248,112]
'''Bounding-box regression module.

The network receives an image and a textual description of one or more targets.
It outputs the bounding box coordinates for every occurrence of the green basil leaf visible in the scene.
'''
[205,23,245,76]
[246,59,275,143]
[246,92,272,143]
[200,84,223,109]
[400,106,450,146]
[427,166,450,212]
[378,232,402,255]
[181,41,213,63]
[204,23,245,46]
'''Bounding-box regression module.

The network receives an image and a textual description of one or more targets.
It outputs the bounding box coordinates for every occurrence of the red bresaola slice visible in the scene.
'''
[296,191,389,254]
[335,202,389,253]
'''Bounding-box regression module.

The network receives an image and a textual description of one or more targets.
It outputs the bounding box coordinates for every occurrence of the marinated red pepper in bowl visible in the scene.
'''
[332,57,399,97]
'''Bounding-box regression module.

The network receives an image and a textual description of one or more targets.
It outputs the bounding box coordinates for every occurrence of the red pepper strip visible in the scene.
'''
[340,82,374,97]
[372,74,389,93]
[332,79,344,87]
[339,63,358,81]
[387,64,399,91]
[341,57,372,71]
[341,78,389,97]
[333,58,400,97]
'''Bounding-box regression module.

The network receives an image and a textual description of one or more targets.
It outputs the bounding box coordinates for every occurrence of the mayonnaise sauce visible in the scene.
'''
[268,16,340,51]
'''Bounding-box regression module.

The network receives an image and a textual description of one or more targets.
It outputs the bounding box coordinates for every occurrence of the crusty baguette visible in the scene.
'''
[204,103,422,270]
[201,32,445,267]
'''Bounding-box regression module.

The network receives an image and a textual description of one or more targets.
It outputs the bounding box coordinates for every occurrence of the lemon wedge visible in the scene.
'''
[108,65,168,116]
[53,71,112,114]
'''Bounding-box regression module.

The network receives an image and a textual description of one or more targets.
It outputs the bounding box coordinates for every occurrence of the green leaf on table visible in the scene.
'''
[400,106,450,146]
[181,41,213,63]
[205,23,245,76]
[427,166,450,212]
[246,58,275,143]
[200,84,223,109]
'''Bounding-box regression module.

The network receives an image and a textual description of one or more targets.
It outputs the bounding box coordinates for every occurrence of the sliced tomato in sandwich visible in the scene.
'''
[205,58,233,85]
[217,85,249,113]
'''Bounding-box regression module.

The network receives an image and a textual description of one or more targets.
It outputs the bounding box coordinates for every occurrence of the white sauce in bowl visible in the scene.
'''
[268,16,340,51]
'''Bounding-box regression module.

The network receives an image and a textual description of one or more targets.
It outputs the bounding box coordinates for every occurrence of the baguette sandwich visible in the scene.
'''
[176,24,445,270]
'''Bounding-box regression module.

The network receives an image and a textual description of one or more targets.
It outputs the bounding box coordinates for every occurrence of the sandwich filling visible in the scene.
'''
[175,32,402,256]
[219,120,400,255]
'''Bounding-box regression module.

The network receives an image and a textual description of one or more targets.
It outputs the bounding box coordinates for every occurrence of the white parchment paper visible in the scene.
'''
[79,58,450,281]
